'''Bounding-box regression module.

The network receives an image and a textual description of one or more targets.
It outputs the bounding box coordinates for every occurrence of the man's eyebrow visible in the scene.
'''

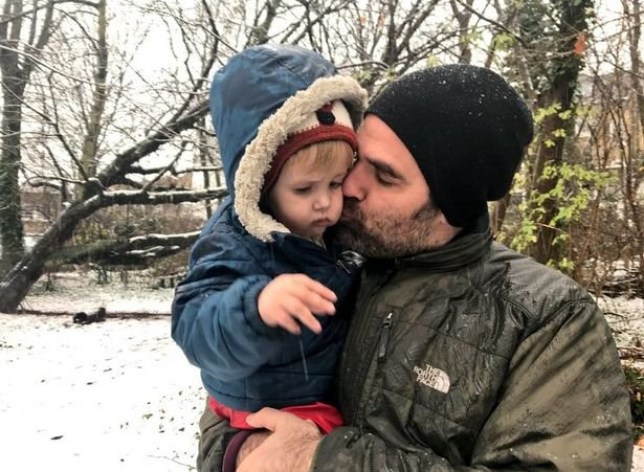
[365,156,404,180]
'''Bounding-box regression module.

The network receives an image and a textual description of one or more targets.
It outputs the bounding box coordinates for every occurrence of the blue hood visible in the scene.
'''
[209,44,368,242]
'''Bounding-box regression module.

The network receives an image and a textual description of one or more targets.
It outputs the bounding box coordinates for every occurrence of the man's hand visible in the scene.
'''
[237,408,322,472]
[258,274,337,335]
[235,430,271,468]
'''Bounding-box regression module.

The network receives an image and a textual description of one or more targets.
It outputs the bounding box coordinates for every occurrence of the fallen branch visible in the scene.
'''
[12,308,170,318]
[618,347,644,360]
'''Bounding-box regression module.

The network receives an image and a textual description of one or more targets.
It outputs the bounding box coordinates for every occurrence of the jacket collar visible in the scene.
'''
[366,228,492,274]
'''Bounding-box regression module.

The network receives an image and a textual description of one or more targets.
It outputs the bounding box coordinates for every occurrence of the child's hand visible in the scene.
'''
[258,274,337,335]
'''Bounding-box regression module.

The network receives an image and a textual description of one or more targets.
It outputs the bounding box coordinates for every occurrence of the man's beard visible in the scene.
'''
[335,198,441,258]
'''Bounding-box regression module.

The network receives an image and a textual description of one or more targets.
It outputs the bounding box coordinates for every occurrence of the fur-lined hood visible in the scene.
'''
[209,44,368,242]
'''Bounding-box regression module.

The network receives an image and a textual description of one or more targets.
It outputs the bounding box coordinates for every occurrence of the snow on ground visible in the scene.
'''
[1,276,204,472]
[1,274,643,471]
[599,296,644,348]
[0,314,203,472]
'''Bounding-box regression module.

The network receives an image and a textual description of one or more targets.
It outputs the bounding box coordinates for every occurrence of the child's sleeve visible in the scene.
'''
[170,227,286,381]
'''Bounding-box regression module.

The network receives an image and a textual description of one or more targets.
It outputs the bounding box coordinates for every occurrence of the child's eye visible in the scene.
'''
[294,187,312,194]
[330,181,342,189]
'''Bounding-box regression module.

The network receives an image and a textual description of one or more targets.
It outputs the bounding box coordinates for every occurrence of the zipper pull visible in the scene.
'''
[377,312,393,362]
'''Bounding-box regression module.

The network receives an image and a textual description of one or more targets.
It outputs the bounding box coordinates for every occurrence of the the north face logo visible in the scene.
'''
[413,364,450,394]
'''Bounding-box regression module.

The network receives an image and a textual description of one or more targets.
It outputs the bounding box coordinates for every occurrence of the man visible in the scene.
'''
[199,64,633,471]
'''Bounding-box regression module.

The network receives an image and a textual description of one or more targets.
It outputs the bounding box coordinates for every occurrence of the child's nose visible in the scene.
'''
[313,192,330,210]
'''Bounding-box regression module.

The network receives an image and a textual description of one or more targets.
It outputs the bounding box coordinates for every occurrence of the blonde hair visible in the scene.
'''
[259,140,354,217]
[280,140,354,176]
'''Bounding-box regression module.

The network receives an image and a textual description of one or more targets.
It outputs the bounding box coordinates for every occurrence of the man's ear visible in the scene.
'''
[435,210,464,242]
[436,212,456,231]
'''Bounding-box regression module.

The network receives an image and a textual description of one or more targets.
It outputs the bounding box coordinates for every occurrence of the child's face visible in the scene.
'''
[268,155,351,240]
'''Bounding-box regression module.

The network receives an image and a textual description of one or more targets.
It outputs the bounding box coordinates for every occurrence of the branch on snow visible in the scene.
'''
[51,231,201,267]
[100,187,228,206]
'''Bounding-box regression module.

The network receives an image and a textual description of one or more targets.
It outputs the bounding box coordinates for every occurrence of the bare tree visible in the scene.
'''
[0,0,222,311]
[622,0,644,290]
[569,0,644,294]
[1,0,59,272]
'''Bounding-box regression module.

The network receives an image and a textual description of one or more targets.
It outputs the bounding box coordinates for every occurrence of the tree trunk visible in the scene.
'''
[450,0,474,64]
[623,0,644,292]
[78,0,108,198]
[526,0,591,265]
[0,0,26,273]
[490,194,511,237]
[0,0,56,273]
[0,198,103,312]
[529,88,569,264]
[0,80,25,274]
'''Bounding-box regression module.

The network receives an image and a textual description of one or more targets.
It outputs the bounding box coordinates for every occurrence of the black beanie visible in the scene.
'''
[367,64,534,228]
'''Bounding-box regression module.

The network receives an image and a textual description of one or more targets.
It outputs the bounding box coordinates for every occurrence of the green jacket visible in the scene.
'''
[197,230,633,471]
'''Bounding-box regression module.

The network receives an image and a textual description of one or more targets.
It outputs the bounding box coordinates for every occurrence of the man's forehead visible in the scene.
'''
[357,115,417,174]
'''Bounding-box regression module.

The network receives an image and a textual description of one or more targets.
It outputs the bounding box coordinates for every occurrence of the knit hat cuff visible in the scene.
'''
[263,101,357,192]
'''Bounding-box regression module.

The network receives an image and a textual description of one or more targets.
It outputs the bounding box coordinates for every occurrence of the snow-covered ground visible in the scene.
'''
[1,276,203,472]
[1,274,643,471]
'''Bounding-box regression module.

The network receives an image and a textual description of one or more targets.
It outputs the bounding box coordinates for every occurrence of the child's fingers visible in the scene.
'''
[298,276,337,303]
[282,298,322,334]
[280,296,322,334]
[303,291,336,316]
[274,310,302,335]
[291,308,322,334]
[286,278,336,315]
[287,296,324,333]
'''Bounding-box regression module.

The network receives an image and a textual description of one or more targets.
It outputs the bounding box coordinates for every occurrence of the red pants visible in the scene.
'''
[208,396,343,434]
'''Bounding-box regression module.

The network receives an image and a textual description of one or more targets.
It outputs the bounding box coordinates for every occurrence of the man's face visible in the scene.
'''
[335,115,456,258]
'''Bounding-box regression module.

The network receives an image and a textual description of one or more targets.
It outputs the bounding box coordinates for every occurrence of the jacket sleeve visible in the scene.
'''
[311,298,633,471]
[171,226,288,380]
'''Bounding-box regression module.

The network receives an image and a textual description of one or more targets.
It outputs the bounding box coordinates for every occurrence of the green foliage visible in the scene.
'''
[354,69,373,86]
[533,103,561,124]
[533,103,573,125]
[510,162,615,268]
[493,32,515,51]
[425,55,441,67]
[511,202,539,250]
[462,28,483,44]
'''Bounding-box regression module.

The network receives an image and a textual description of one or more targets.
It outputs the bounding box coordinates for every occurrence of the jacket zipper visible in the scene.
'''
[336,259,350,273]
[348,265,399,427]
[352,310,395,427]
[377,312,393,362]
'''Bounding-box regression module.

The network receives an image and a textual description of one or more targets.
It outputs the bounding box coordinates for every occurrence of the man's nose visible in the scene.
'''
[342,164,365,201]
